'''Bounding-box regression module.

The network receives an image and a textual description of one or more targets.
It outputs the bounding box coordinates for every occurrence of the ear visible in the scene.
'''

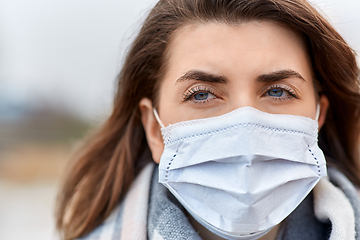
[139,98,164,164]
[318,94,329,130]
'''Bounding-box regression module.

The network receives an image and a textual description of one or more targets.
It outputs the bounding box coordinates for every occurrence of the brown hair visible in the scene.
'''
[56,0,360,239]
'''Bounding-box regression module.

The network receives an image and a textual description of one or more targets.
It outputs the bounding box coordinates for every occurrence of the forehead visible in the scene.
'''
[162,21,310,79]
[168,20,306,50]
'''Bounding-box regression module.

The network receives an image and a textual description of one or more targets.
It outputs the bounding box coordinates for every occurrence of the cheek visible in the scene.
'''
[298,86,318,119]
[157,78,183,126]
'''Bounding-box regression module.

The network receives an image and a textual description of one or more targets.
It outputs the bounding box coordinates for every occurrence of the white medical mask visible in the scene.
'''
[154,107,327,240]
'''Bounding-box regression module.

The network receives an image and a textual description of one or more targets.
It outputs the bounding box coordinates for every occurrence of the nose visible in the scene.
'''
[231,92,260,112]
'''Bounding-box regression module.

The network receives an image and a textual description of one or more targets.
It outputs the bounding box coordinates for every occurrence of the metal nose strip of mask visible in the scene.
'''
[153,108,165,128]
[154,104,320,129]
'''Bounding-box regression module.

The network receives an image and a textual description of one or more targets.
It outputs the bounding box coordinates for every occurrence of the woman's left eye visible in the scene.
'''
[264,86,298,100]
[268,88,285,97]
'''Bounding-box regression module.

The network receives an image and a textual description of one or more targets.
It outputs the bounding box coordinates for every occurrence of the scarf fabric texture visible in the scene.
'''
[79,163,360,240]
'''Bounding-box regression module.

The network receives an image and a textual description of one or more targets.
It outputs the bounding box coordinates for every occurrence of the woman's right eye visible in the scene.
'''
[183,86,217,103]
[193,92,211,100]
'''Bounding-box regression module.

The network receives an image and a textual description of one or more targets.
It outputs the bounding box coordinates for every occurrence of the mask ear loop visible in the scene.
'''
[153,108,165,128]
[315,103,321,121]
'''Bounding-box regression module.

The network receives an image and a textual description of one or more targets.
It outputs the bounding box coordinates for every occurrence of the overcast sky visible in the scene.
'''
[0,0,359,122]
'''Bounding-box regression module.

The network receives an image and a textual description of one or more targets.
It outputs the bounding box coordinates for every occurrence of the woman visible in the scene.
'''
[56,0,360,239]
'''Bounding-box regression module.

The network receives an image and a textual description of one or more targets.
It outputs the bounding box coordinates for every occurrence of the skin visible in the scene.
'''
[139,21,329,240]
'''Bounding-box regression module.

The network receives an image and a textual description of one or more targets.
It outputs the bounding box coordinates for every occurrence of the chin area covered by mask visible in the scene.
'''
[154,106,326,240]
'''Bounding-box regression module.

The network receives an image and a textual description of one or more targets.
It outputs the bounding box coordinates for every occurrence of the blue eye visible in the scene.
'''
[263,85,299,101]
[268,88,284,97]
[194,92,209,100]
[183,86,217,103]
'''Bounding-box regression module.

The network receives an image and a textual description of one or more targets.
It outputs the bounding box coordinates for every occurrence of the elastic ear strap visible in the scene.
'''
[153,108,165,128]
[315,103,321,121]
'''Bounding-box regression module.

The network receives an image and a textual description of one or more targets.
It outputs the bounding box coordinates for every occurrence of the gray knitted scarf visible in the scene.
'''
[79,163,360,240]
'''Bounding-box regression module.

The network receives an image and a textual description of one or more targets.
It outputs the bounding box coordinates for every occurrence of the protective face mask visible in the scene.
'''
[154,107,327,240]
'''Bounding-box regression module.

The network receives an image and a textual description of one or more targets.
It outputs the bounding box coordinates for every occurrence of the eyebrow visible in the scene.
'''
[257,70,306,83]
[175,70,228,84]
[175,69,305,85]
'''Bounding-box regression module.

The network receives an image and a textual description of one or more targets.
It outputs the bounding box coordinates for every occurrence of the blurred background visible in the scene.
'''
[0,0,359,239]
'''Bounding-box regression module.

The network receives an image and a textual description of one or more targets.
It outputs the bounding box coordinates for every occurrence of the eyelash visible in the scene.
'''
[263,85,299,101]
[182,86,216,103]
[182,84,298,104]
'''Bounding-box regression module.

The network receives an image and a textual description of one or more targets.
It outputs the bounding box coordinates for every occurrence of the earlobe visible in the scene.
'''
[139,98,164,164]
[318,95,329,129]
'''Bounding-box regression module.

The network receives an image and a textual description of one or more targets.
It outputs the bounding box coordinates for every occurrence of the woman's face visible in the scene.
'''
[140,21,328,163]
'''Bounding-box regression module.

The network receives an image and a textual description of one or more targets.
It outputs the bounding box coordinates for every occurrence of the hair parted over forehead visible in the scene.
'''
[56,0,360,239]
